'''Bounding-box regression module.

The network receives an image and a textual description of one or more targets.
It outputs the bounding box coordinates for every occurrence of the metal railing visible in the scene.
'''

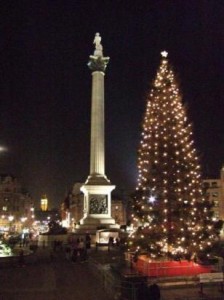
[174,297,223,300]
[89,256,224,300]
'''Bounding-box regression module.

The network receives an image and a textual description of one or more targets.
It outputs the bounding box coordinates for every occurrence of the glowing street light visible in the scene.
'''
[8,215,14,222]
[0,146,7,154]
[20,217,27,223]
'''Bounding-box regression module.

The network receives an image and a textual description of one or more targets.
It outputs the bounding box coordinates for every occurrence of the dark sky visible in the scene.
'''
[1,1,224,208]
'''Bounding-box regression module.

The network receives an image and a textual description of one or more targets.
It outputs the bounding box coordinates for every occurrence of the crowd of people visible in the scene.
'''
[62,233,91,263]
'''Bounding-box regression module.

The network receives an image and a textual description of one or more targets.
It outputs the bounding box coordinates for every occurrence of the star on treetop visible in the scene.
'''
[161,50,168,58]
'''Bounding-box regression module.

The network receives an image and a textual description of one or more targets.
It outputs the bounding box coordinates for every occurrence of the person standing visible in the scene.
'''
[137,281,148,300]
[65,245,71,261]
[71,241,78,263]
[108,236,114,252]
[18,249,25,267]
[85,233,91,250]
[148,281,161,300]
[78,238,85,262]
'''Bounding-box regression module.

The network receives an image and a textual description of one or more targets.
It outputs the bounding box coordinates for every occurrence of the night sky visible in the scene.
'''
[1,1,224,208]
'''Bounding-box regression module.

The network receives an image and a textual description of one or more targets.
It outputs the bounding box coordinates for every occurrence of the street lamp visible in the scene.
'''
[8,215,14,222]
[8,215,14,232]
[20,217,27,223]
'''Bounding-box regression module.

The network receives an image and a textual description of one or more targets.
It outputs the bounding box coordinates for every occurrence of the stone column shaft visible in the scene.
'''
[90,71,105,175]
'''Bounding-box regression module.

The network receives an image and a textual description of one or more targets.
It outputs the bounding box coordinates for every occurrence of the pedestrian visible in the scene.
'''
[148,280,161,300]
[78,238,85,262]
[18,249,25,267]
[50,250,55,261]
[85,233,91,250]
[137,281,148,300]
[108,236,114,252]
[53,240,57,252]
[115,237,120,247]
[65,245,71,260]
[71,245,78,263]
[25,237,29,247]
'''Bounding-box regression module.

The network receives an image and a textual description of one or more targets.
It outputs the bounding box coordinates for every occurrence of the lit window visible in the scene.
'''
[214,201,219,207]
[214,212,219,218]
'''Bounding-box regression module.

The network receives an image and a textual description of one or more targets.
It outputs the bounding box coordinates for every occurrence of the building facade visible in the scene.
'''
[0,174,34,233]
[203,166,224,221]
[203,166,224,239]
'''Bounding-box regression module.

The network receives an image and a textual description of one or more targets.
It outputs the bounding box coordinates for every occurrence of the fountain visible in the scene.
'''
[0,239,34,266]
[0,240,12,257]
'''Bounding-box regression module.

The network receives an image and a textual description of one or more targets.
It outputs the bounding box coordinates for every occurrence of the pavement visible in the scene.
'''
[0,245,223,300]
[160,286,223,300]
[0,246,115,300]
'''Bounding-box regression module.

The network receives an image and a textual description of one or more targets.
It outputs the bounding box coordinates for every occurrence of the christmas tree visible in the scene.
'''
[128,51,220,259]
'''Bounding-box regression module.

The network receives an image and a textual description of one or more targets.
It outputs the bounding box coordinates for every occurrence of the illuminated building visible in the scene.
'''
[0,174,34,232]
[203,166,224,222]
[40,194,48,211]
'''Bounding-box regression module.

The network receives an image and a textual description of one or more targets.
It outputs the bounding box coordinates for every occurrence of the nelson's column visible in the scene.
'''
[78,33,118,232]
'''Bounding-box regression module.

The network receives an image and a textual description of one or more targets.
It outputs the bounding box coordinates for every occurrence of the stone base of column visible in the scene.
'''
[78,179,119,233]
[74,217,120,236]
[75,220,120,235]
[77,210,119,233]
[80,216,116,225]
[84,174,112,185]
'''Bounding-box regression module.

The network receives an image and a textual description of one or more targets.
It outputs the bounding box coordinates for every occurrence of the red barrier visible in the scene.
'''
[134,255,213,277]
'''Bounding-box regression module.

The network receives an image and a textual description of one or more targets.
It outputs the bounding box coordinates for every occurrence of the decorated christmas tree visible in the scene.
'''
[128,51,221,259]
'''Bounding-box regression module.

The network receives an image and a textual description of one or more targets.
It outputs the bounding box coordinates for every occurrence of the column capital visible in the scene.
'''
[88,55,110,72]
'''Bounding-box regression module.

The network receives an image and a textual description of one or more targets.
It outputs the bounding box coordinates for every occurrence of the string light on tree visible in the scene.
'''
[148,195,156,203]
[127,51,222,259]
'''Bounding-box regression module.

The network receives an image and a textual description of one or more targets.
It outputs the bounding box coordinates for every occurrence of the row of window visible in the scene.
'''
[203,182,219,188]
[206,192,219,197]
[1,206,21,212]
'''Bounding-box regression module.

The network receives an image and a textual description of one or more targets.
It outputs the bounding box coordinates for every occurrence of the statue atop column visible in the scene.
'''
[93,33,103,57]
[88,33,109,72]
